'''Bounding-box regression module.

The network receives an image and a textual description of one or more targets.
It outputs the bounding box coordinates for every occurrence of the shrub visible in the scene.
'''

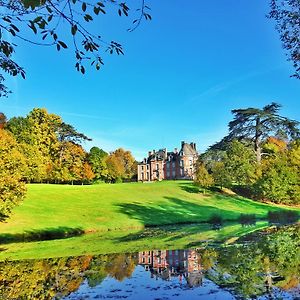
[268,210,299,225]
[239,214,256,226]
[208,214,223,229]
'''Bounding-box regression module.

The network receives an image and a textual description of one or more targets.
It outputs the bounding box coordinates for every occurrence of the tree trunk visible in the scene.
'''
[255,117,262,164]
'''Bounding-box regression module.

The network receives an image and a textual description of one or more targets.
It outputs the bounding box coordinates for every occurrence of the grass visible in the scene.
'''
[0,221,270,261]
[0,180,298,260]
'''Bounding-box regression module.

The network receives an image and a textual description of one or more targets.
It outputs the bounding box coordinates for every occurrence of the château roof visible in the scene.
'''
[139,141,197,164]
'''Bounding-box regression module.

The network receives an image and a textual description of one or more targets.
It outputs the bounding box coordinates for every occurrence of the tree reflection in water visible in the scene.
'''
[0,224,299,299]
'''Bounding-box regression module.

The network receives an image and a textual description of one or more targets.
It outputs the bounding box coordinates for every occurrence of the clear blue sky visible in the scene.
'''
[1,0,300,160]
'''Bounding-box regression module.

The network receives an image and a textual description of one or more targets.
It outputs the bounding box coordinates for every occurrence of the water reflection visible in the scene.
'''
[139,250,203,287]
[0,224,299,299]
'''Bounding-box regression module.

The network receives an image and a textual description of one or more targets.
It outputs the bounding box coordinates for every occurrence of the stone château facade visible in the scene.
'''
[137,141,198,181]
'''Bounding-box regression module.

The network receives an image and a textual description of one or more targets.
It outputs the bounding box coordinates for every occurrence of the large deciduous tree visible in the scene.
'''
[88,146,108,181]
[105,148,136,182]
[254,141,300,205]
[214,102,299,163]
[0,129,26,217]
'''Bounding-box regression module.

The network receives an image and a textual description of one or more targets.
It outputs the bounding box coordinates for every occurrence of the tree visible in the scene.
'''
[0,129,26,217]
[6,116,32,143]
[194,161,214,193]
[113,148,136,179]
[105,148,136,182]
[6,108,93,184]
[269,0,300,79]
[254,141,300,205]
[0,112,6,128]
[0,0,151,96]
[20,143,48,182]
[57,141,94,184]
[262,136,287,155]
[211,161,231,189]
[223,140,257,185]
[87,146,108,181]
[56,121,91,167]
[105,153,125,183]
[213,103,299,163]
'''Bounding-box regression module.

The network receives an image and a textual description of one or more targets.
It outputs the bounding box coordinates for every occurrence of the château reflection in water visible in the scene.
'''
[139,249,203,287]
[0,224,299,299]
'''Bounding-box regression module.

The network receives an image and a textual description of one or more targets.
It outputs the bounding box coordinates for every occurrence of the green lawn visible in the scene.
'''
[0,180,298,260]
[0,180,295,236]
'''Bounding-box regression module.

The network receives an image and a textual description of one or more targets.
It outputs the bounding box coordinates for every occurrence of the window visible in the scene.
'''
[180,160,184,167]
[172,170,176,177]
[189,160,192,166]
[156,163,159,170]
[147,164,149,170]
[148,257,151,263]
[166,171,170,177]
[172,161,175,168]
[141,172,144,180]
[141,165,144,171]
[166,162,170,169]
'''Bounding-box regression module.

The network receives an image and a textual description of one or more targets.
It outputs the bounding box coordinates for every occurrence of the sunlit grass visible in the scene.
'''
[0,180,298,260]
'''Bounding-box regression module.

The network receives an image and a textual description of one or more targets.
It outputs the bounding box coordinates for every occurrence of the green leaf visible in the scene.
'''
[58,41,68,49]
[71,25,77,35]
[84,14,93,22]
[94,7,100,15]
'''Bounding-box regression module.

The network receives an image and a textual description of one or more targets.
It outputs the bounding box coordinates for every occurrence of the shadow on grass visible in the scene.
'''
[0,227,84,244]
[180,182,293,213]
[117,196,240,228]
[179,182,200,194]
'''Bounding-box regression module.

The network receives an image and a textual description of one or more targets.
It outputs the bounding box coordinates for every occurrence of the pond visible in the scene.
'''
[0,224,299,299]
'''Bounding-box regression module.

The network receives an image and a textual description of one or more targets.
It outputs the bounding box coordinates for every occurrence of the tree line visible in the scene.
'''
[195,102,300,206]
[0,108,137,217]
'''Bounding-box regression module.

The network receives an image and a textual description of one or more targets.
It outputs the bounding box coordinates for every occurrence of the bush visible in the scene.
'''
[268,210,299,225]
[208,214,223,229]
[115,177,123,183]
[239,214,256,226]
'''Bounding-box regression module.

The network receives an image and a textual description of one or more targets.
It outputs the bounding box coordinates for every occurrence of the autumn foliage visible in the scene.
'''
[0,108,137,216]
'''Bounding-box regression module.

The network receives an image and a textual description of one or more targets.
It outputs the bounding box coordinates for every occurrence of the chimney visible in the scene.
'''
[153,149,156,154]
[164,148,168,159]
[181,141,185,148]
[193,143,196,150]
[148,151,152,157]
[174,148,178,154]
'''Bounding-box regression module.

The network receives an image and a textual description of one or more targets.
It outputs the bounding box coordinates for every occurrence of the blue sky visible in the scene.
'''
[1,0,300,160]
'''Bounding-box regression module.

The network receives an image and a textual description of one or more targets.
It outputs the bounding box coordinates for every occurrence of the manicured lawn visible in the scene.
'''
[0,180,298,260]
[0,180,295,237]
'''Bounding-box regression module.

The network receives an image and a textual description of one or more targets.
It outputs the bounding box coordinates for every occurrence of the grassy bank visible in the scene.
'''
[0,221,270,261]
[0,180,299,260]
[0,180,297,237]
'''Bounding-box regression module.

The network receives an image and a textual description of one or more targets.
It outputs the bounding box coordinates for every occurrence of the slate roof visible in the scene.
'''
[180,143,197,156]
[139,142,197,164]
